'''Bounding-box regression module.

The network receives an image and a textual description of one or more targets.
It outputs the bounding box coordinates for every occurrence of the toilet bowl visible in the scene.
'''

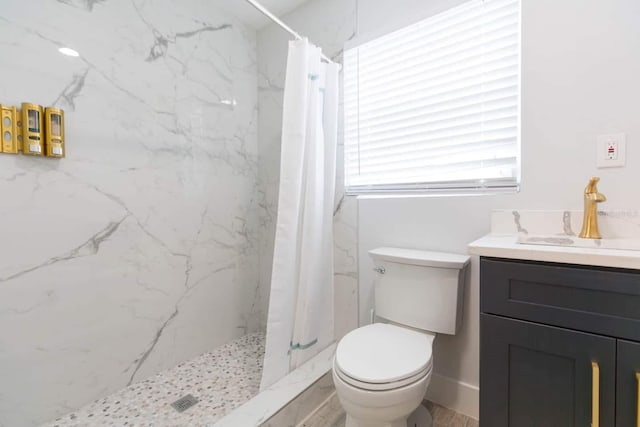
[332,247,470,427]
[332,323,434,427]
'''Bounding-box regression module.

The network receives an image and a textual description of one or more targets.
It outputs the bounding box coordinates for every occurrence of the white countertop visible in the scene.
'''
[468,234,640,270]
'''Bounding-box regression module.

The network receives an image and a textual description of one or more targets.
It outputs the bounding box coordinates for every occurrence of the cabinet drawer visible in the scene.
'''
[480,257,640,341]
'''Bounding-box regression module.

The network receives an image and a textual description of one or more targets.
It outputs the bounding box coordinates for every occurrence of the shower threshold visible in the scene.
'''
[214,342,337,427]
[42,332,265,427]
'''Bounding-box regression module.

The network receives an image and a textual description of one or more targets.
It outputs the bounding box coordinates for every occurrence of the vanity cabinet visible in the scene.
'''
[479,257,640,427]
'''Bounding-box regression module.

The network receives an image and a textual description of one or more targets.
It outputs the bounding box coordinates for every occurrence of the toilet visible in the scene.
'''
[332,247,470,427]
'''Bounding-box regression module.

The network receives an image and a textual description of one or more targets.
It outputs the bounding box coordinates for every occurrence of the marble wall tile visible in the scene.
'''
[491,209,640,238]
[333,196,359,340]
[0,1,260,426]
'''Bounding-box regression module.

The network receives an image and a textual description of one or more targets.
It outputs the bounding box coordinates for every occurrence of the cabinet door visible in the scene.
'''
[481,314,615,427]
[617,340,640,427]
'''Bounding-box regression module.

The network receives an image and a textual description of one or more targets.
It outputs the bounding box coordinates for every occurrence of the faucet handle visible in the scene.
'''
[586,192,607,202]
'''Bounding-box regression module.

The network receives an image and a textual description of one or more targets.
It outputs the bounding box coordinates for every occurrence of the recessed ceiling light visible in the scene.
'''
[58,47,80,57]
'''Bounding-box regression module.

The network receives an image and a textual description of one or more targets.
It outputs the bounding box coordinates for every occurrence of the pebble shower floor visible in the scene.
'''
[43,333,265,427]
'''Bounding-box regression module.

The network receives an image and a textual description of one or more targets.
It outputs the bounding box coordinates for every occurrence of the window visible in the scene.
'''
[344,0,521,194]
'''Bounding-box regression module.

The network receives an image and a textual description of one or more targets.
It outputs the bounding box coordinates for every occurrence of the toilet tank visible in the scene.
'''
[369,247,470,335]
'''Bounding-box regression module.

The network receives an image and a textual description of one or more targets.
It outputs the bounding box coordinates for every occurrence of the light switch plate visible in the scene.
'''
[596,133,626,168]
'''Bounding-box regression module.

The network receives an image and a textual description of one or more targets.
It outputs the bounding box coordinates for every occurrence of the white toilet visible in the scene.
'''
[332,247,470,427]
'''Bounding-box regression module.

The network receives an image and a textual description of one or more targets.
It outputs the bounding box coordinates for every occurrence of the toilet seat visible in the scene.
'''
[334,358,432,391]
[334,323,434,391]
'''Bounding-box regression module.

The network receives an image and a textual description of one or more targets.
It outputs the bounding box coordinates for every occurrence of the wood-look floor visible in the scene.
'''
[424,400,479,427]
[302,393,478,427]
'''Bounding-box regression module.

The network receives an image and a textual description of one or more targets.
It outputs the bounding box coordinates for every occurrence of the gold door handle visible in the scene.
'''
[592,362,599,427]
[636,372,640,427]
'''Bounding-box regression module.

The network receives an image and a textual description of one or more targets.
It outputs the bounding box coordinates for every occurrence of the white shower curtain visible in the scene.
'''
[260,39,339,390]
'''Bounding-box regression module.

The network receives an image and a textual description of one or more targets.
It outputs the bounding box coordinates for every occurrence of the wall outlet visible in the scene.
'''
[606,141,618,160]
[597,133,626,168]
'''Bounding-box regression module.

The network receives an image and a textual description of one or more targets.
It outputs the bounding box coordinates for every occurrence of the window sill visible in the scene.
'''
[346,185,520,199]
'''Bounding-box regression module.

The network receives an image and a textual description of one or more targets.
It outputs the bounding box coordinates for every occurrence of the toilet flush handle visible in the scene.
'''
[373,266,385,274]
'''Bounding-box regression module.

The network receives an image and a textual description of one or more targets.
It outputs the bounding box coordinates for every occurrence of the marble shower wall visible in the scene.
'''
[256,0,360,342]
[0,1,261,426]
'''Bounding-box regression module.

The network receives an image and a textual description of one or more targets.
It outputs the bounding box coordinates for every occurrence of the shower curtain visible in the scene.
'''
[260,39,339,390]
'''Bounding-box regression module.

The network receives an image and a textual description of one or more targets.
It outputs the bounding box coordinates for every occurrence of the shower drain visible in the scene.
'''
[171,394,199,413]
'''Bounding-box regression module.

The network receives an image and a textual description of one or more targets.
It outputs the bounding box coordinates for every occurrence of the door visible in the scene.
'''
[617,340,640,427]
[480,314,616,427]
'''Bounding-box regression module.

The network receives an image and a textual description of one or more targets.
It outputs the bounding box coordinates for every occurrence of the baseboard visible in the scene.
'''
[425,373,479,420]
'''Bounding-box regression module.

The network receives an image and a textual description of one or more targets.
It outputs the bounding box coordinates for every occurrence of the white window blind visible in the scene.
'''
[344,0,520,194]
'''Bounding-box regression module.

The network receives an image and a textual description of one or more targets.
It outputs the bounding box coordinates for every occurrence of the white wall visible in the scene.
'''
[0,1,261,426]
[260,0,640,419]
[362,0,640,417]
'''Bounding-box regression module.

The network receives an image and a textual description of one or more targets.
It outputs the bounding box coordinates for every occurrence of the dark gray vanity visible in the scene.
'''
[479,257,640,427]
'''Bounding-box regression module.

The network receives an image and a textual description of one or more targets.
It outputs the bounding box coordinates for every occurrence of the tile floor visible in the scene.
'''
[42,333,265,427]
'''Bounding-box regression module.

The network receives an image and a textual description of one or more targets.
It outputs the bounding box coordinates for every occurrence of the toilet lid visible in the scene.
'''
[335,323,433,384]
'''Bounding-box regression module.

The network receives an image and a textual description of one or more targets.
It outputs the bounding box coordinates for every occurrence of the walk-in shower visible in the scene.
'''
[0,0,348,425]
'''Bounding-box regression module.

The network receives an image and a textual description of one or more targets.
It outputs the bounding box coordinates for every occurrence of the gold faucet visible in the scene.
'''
[579,177,606,239]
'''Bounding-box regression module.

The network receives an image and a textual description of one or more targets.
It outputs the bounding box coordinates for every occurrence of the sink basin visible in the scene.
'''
[517,234,640,251]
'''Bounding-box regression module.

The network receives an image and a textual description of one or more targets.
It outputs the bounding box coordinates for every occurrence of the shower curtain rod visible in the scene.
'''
[243,0,334,63]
